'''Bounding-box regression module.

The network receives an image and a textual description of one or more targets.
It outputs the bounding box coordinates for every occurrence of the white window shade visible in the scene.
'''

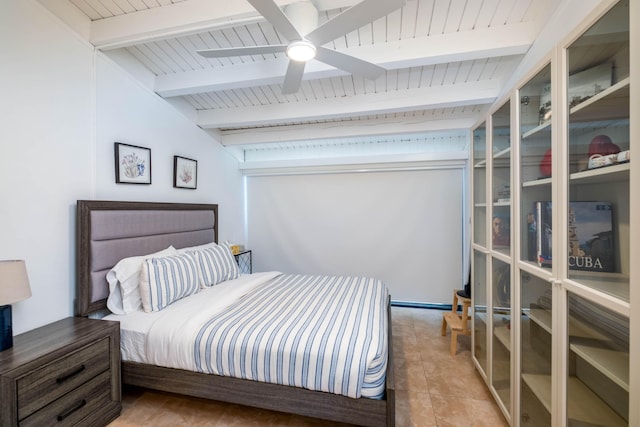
[246,168,464,304]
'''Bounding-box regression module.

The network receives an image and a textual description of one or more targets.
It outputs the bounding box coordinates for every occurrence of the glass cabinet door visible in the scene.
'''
[566,0,630,301]
[490,99,512,416]
[472,122,490,378]
[519,272,553,426]
[519,64,553,267]
[491,101,511,256]
[473,249,488,375]
[491,257,511,413]
[566,293,629,426]
[564,1,630,425]
[517,64,555,426]
[474,123,488,247]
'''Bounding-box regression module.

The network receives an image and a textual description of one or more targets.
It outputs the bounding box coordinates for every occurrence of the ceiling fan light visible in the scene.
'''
[286,41,316,62]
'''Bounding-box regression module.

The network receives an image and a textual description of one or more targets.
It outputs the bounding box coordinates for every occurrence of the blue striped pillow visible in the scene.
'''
[140,253,199,312]
[193,244,239,287]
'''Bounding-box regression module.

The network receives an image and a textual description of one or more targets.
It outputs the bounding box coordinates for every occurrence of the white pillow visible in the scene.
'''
[139,253,199,312]
[175,241,218,254]
[192,243,239,287]
[106,246,177,314]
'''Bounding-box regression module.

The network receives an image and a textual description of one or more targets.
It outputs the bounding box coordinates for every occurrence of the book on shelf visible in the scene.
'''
[531,202,552,267]
[569,202,614,272]
[492,213,510,249]
[528,201,614,272]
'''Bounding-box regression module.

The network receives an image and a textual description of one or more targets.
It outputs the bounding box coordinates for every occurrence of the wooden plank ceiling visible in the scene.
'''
[41,0,559,159]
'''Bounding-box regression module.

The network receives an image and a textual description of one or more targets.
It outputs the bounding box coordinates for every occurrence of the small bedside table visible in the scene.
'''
[234,250,252,274]
[0,317,121,426]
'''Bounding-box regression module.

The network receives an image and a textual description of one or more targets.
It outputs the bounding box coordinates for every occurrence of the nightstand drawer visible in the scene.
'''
[20,370,112,427]
[17,337,111,419]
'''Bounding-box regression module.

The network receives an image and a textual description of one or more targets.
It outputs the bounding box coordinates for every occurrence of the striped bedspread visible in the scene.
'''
[142,273,388,398]
[193,274,388,399]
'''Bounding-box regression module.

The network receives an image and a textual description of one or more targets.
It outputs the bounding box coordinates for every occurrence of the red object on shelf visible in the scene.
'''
[588,134,620,157]
[540,149,552,177]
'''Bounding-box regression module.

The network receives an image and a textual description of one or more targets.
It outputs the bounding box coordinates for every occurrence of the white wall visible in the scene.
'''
[94,54,245,243]
[0,0,243,335]
[1,0,94,334]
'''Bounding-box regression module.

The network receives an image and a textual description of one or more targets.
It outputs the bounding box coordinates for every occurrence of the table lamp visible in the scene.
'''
[0,260,32,351]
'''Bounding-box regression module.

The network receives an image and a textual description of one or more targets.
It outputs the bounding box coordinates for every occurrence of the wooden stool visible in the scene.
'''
[441,290,472,356]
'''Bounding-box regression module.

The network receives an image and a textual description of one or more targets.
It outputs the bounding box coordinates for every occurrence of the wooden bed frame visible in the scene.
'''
[75,200,395,426]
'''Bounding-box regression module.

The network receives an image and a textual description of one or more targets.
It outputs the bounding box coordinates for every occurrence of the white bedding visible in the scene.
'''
[104,272,280,363]
[105,271,388,399]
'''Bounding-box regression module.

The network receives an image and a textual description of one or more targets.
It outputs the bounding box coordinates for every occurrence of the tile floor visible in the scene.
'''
[108,307,509,426]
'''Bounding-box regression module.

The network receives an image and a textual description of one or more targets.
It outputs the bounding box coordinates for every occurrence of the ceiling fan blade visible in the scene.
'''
[197,45,287,58]
[315,47,385,80]
[282,60,306,94]
[247,0,302,41]
[306,0,406,46]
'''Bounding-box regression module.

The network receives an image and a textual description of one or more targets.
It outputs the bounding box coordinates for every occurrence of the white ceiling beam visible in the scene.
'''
[90,0,359,49]
[221,116,478,146]
[155,22,533,97]
[157,58,293,97]
[197,79,499,128]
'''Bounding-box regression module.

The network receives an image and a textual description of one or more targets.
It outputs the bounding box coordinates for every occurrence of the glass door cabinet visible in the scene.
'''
[563,0,630,425]
[470,1,634,425]
[516,62,555,426]
[490,100,512,416]
[472,123,489,376]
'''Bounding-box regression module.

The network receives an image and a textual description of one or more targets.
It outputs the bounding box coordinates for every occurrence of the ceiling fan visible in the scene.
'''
[196,0,406,94]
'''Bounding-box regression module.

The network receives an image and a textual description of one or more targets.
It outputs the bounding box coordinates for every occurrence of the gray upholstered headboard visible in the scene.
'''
[76,200,218,316]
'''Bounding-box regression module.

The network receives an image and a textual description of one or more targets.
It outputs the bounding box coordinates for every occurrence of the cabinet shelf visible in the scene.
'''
[525,308,552,334]
[521,374,627,426]
[570,344,629,391]
[525,307,612,341]
[494,325,511,351]
[493,147,511,159]
[569,162,630,185]
[522,177,552,188]
[569,77,630,123]
[521,120,551,139]
[567,274,630,302]
[525,307,628,391]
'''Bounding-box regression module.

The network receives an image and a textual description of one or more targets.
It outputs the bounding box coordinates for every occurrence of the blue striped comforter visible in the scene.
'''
[191,274,388,399]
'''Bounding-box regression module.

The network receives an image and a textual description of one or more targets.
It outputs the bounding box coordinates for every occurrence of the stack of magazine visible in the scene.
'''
[528,201,614,272]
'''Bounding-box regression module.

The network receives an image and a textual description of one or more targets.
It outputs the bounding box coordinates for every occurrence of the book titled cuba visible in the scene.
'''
[528,201,614,272]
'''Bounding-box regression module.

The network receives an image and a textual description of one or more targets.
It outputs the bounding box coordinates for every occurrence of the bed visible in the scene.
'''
[75,200,395,426]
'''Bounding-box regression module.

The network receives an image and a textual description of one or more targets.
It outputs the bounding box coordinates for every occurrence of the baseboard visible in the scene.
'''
[390,301,451,310]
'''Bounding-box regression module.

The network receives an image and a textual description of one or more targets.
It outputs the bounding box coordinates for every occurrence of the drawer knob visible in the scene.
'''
[56,364,86,384]
[57,399,86,421]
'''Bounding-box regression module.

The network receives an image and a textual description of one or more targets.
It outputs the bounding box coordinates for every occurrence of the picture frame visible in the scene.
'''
[115,142,151,184]
[173,156,197,189]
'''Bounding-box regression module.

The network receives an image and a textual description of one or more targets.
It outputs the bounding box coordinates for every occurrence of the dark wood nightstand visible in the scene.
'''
[0,317,121,426]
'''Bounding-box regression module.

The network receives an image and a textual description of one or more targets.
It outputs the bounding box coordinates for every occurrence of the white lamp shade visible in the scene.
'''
[0,260,32,305]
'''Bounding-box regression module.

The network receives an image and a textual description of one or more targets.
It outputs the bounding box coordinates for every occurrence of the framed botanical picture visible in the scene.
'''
[115,142,151,184]
[173,156,197,189]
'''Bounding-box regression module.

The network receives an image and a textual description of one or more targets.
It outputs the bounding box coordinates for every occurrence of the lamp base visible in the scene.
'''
[0,304,13,351]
